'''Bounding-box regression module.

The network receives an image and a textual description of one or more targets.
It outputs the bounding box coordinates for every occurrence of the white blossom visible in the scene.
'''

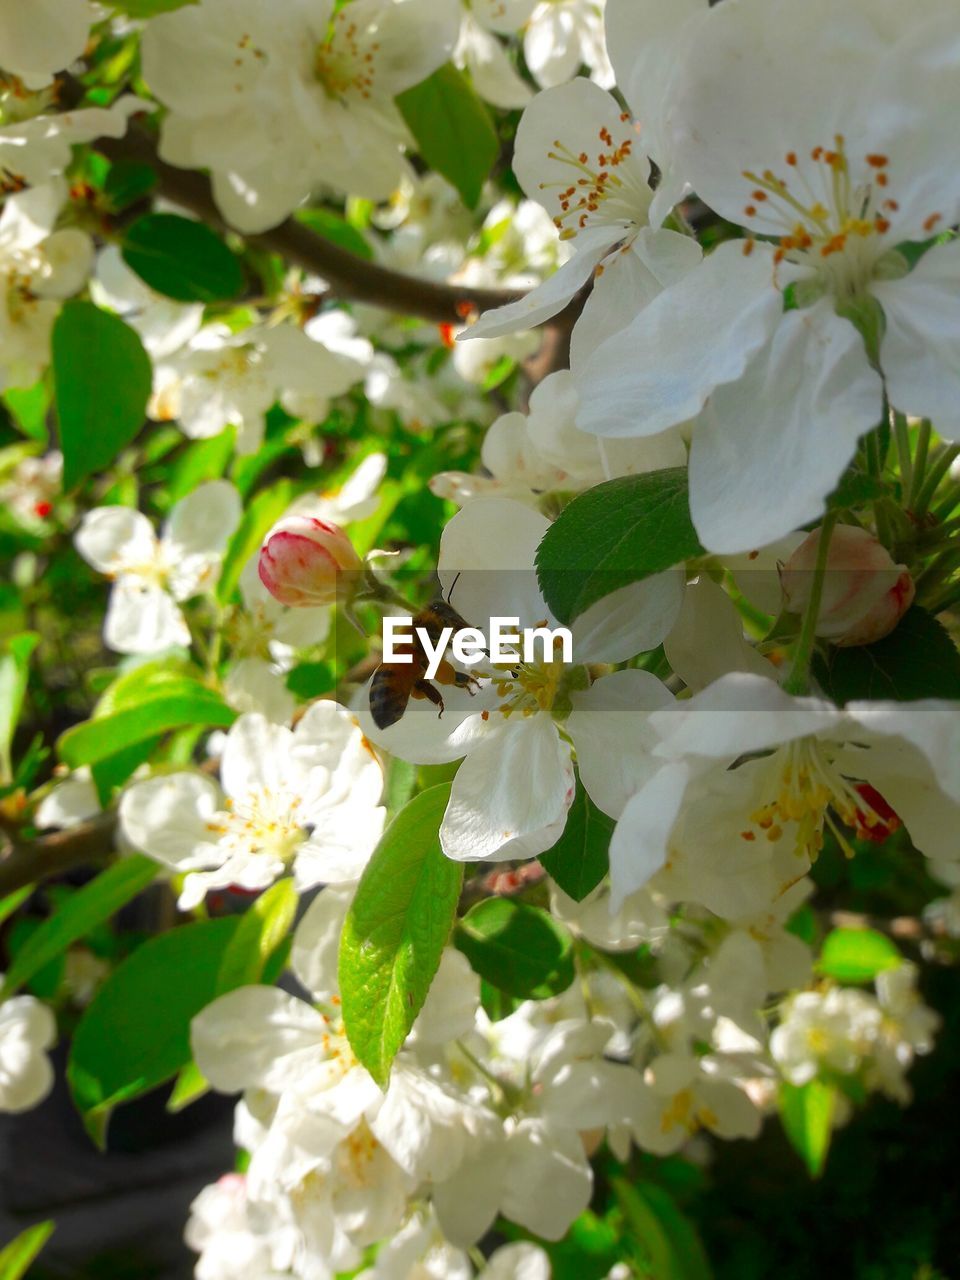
[75,481,242,655]
[120,703,385,907]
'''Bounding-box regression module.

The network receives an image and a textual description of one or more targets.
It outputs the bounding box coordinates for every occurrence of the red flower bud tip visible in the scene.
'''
[781,524,915,647]
[258,516,361,607]
[853,783,901,843]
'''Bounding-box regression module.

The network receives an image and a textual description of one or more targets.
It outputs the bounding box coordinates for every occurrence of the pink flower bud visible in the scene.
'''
[258,517,361,607]
[781,524,915,647]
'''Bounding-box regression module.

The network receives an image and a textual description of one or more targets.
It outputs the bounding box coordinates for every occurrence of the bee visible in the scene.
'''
[369,597,481,730]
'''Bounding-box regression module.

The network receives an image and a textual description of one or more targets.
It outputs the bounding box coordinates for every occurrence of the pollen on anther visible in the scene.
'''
[866,154,889,168]
[744,205,757,217]
[924,212,943,232]
[785,151,797,166]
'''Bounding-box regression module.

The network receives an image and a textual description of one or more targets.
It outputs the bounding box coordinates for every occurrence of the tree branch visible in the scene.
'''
[95,125,528,326]
[0,813,117,898]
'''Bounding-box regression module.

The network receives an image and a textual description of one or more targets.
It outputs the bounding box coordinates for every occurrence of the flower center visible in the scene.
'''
[0,77,52,128]
[485,634,571,719]
[208,788,306,862]
[336,1120,381,1189]
[116,542,174,589]
[742,738,898,861]
[314,16,378,102]
[540,118,649,240]
[740,136,940,299]
[659,1087,718,1136]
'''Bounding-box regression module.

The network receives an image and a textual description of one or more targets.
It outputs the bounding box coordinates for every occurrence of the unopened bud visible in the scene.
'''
[781,524,914,647]
[258,517,361,607]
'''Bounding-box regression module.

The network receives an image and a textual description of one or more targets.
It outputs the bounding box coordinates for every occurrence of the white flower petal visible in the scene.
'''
[119,773,221,870]
[874,238,960,440]
[569,227,702,373]
[500,1119,592,1240]
[689,303,882,553]
[104,580,190,655]
[577,240,782,439]
[438,498,551,631]
[567,668,672,819]
[650,673,842,760]
[191,986,328,1094]
[571,572,685,665]
[441,714,575,861]
[291,884,354,999]
[663,576,776,692]
[165,479,242,563]
[75,506,156,574]
[464,227,616,340]
[220,714,297,801]
[609,761,689,910]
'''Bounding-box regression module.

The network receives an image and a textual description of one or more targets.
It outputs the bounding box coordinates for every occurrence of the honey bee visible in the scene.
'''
[369,598,481,730]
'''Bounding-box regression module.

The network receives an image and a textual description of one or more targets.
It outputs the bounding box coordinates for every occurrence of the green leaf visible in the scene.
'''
[819,928,901,983]
[167,428,236,502]
[396,64,498,209]
[53,301,152,489]
[455,898,574,999]
[68,916,239,1146]
[296,208,374,261]
[217,479,296,603]
[122,213,244,303]
[384,756,417,818]
[827,470,888,510]
[285,661,336,700]
[0,885,34,930]
[0,856,157,1000]
[0,1220,55,1279]
[339,784,462,1087]
[779,1079,836,1177]
[540,775,612,902]
[613,1179,712,1280]
[215,878,298,994]
[94,658,203,717]
[102,159,159,212]
[0,632,38,786]
[536,469,704,624]
[58,689,235,768]
[3,382,50,443]
[813,606,960,703]
[110,0,196,12]
[166,1058,209,1113]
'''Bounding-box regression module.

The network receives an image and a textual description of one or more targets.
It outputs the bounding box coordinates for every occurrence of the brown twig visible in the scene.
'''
[95,125,528,326]
[0,812,117,898]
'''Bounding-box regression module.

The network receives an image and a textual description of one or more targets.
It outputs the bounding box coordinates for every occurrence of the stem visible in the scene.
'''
[914,547,960,602]
[93,124,527,326]
[589,948,648,1017]
[915,512,960,547]
[865,427,892,547]
[893,411,913,497]
[931,484,960,524]
[783,512,838,696]
[909,420,932,508]
[453,1039,519,1110]
[913,445,960,517]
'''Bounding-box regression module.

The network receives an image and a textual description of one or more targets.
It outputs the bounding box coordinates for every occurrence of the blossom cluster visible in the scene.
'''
[0,0,958,1275]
